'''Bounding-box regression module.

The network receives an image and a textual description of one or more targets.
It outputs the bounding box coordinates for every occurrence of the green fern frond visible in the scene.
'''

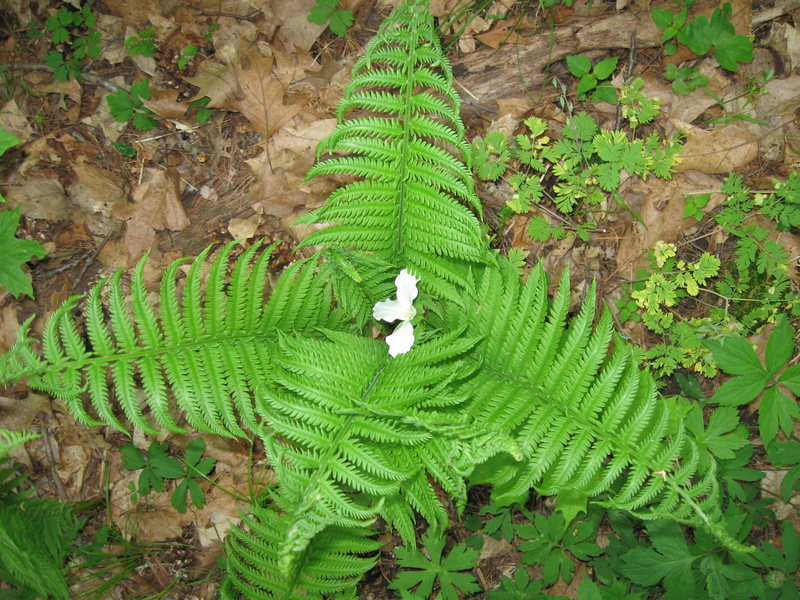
[258,328,478,568]
[0,497,85,600]
[298,0,488,298]
[220,503,381,600]
[456,255,737,547]
[0,242,338,438]
[0,428,40,459]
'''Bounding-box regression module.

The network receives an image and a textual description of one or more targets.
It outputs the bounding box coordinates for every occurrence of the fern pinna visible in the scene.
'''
[0,1,743,599]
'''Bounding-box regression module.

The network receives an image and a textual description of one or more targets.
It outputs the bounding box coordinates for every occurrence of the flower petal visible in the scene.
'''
[386,320,415,357]
[373,298,409,322]
[395,269,419,306]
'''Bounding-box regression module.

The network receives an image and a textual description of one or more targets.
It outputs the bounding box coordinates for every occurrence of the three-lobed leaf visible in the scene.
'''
[0,207,47,298]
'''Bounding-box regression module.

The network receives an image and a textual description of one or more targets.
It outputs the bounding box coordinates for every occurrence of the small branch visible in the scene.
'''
[0,62,124,93]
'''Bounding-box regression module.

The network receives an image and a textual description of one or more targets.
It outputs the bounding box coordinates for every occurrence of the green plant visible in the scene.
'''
[516,512,602,586]
[121,438,217,513]
[188,95,213,124]
[124,27,157,57]
[389,531,481,600]
[0,444,91,600]
[565,54,619,104]
[706,315,800,449]
[664,63,708,95]
[472,97,681,239]
[307,0,355,37]
[107,79,160,131]
[177,44,198,71]
[652,1,753,72]
[42,3,101,81]
[0,2,751,598]
[0,127,47,299]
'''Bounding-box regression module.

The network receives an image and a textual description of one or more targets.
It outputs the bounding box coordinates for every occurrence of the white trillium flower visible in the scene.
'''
[372,269,419,357]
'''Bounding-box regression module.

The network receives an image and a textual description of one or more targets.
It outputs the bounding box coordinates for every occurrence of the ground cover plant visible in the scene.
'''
[0,0,798,598]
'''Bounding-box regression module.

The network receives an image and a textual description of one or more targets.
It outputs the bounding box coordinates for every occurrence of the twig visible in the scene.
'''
[615,30,636,131]
[0,62,124,93]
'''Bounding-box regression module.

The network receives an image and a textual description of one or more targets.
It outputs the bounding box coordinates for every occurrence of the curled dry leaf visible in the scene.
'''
[671,119,759,174]
[69,160,130,217]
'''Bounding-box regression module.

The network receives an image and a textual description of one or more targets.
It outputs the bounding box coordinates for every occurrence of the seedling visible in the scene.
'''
[125,28,157,57]
[177,44,198,71]
[107,80,160,131]
[308,0,355,37]
[565,54,619,104]
[121,438,217,513]
[390,531,481,600]
[664,63,708,95]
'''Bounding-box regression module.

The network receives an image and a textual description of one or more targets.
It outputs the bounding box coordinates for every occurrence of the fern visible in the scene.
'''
[0,2,746,599]
[0,241,340,438]
[0,428,40,459]
[454,255,739,549]
[297,0,488,297]
[0,457,86,600]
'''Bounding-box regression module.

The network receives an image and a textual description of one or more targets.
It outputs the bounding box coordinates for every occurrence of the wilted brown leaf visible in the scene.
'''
[69,160,130,217]
[672,119,759,174]
[5,177,71,221]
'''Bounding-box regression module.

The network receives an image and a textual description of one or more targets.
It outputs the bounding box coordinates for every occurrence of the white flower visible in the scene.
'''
[373,269,419,357]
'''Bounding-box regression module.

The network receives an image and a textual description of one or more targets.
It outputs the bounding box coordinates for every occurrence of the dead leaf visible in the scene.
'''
[768,21,800,75]
[616,171,725,276]
[5,177,71,221]
[185,60,243,108]
[229,49,306,139]
[69,160,130,217]
[0,100,35,141]
[672,119,759,173]
[272,0,328,52]
[114,168,189,260]
[228,213,263,240]
[475,26,528,50]
[142,88,191,122]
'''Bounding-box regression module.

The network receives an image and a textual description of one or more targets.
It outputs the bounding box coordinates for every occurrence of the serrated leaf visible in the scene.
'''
[308,0,338,25]
[132,111,159,131]
[620,520,697,596]
[778,363,800,394]
[712,32,753,72]
[765,315,793,375]
[171,479,188,513]
[328,8,355,37]
[705,337,764,376]
[759,387,800,448]
[709,374,769,406]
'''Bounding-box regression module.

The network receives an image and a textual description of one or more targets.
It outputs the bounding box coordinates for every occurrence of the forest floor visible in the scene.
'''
[0,0,798,598]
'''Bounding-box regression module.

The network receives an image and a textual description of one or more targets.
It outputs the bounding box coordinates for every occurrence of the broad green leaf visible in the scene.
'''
[765,316,793,375]
[577,74,597,96]
[120,444,147,470]
[651,8,673,30]
[566,54,592,78]
[184,437,206,466]
[0,208,47,298]
[0,129,22,158]
[712,32,753,72]
[758,387,800,448]
[705,336,764,375]
[687,405,749,459]
[621,520,697,597]
[778,362,800,394]
[172,479,188,513]
[390,532,480,600]
[709,374,769,406]
[593,56,619,80]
